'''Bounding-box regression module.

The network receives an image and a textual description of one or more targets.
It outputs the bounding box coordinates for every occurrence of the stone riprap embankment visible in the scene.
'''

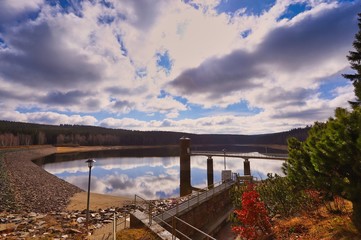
[0,205,136,239]
[0,146,82,213]
[0,146,191,238]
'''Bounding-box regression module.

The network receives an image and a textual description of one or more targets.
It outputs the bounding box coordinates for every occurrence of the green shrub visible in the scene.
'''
[256,174,319,217]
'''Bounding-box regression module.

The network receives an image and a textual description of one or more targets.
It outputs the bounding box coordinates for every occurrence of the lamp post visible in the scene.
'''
[85,159,95,231]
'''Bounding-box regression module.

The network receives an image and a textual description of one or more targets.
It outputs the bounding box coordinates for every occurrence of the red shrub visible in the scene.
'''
[232,184,272,240]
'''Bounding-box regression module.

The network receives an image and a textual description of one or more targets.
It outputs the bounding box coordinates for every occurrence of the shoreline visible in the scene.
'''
[0,145,184,238]
[0,144,287,212]
[0,146,82,213]
[0,145,139,213]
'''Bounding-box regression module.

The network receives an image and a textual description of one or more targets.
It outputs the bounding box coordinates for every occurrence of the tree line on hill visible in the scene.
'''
[0,120,309,147]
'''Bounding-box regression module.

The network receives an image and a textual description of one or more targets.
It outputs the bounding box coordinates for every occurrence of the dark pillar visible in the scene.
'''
[207,156,214,188]
[244,158,251,176]
[180,137,192,196]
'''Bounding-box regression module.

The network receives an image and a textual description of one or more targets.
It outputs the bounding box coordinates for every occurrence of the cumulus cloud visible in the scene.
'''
[0,0,359,134]
[170,50,265,95]
[257,3,355,74]
[0,0,42,23]
[169,1,358,108]
[41,90,89,106]
[99,114,297,134]
[0,111,98,126]
[0,22,103,89]
[100,117,147,129]
[113,0,168,31]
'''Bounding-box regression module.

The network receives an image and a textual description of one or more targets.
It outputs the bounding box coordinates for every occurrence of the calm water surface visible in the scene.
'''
[39,155,284,199]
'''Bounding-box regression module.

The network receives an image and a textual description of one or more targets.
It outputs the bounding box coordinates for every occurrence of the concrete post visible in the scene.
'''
[180,137,192,196]
[244,158,251,176]
[207,156,214,188]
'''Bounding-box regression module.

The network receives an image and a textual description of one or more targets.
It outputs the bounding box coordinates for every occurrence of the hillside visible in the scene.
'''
[0,120,309,148]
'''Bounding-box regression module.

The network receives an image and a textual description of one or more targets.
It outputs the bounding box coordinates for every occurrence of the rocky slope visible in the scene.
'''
[0,146,82,213]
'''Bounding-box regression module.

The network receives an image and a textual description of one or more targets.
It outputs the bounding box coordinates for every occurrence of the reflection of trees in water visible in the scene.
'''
[33,146,179,165]
[34,144,286,166]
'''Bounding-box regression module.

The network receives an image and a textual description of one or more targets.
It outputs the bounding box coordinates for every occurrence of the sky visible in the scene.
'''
[0,0,360,134]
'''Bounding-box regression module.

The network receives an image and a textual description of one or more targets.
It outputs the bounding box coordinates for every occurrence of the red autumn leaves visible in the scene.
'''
[232,184,272,240]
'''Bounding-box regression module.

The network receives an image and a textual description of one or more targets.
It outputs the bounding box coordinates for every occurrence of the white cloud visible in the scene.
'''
[99,113,311,134]
[0,0,359,134]
[0,111,98,126]
[0,0,43,22]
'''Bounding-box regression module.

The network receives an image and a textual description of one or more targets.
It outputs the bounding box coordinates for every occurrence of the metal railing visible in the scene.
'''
[156,179,235,223]
[113,176,243,239]
[99,212,130,240]
[154,213,216,240]
[134,194,217,240]
[191,150,288,160]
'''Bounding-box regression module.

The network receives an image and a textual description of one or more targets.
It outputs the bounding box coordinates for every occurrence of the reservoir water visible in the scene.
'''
[35,149,285,200]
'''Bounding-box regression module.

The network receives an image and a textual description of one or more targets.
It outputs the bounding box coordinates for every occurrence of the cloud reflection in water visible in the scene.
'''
[42,156,284,199]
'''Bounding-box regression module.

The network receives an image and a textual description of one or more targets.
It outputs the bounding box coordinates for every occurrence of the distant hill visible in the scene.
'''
[0,120,309,148]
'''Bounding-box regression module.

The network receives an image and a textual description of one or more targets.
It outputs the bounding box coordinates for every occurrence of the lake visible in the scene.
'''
[35,149,285,200]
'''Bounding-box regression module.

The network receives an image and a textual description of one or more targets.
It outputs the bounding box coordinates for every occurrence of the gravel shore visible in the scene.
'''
[0,146,82,213]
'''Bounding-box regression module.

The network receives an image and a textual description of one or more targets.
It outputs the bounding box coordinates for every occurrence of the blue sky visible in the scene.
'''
[0,0,360,134]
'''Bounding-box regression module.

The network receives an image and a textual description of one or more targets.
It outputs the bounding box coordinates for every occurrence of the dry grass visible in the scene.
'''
[55,145,177,154]
[66,192,132,211]
[272,200,361,239]
[56,146,124,154]
[116,228,158,240]
[0,223,15,232]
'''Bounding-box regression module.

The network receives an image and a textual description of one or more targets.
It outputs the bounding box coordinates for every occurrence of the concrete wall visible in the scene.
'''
[165,187,233,239]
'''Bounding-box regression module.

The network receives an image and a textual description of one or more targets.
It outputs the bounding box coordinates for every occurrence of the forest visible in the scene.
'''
[0,120,309,147]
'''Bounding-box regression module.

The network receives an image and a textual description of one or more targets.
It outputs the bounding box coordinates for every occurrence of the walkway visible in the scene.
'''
[154,180,235,223]
[191,151,288,160]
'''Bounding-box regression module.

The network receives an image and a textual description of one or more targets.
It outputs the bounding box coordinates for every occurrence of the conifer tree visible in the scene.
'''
[286,108,361,232]
[343,13,361,105]
[285,13,361,233]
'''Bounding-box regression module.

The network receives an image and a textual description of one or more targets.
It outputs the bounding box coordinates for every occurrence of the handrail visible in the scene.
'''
[152,215,192,240]
[133,194,217,240]
[173,215,216,240]
[156,179,235,220]
[116,214,128,229]
[99,212,129,240]
[133,180,234,219]
[152,205,216,240]
[190,150,288,160]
